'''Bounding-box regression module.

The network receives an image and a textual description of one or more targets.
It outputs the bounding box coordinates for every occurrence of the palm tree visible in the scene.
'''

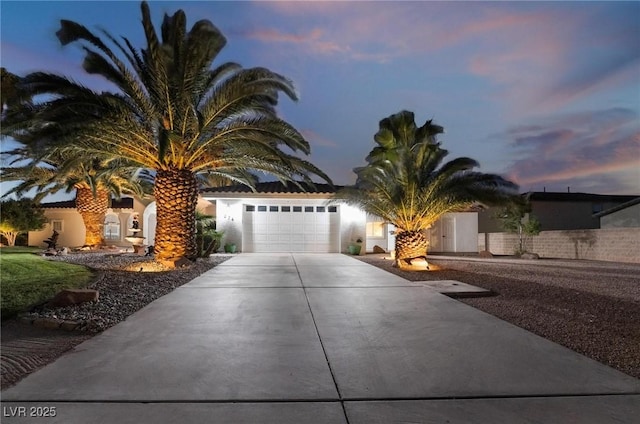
[4,1,329,261]
[0,67,30,113]
[2,145,152,247]
[336,110,518,267]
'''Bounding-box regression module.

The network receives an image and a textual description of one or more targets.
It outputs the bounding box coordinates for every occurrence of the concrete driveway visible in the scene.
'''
[2,253,639,423]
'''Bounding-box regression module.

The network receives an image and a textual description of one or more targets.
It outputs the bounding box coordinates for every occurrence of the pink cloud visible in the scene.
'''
[301,129,338,149]
[241,27,351,58]
[243,28,322,44]
[504,108,640,192]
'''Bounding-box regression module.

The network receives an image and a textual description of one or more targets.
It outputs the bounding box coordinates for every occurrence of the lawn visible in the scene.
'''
[0,247,95,319]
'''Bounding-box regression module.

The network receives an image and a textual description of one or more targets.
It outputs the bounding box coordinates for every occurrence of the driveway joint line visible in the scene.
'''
[5,392,638,404]
[292,254,351,424]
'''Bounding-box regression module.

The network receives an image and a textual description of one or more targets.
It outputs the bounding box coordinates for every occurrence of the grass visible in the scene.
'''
[0,247,95,319]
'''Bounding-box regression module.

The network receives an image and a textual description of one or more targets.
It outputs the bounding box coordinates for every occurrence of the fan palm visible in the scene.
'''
[337,110,518,267]
[3,1,329,261]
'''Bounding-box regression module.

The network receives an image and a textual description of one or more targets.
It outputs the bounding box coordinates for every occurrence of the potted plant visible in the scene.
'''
[348,237,363,255]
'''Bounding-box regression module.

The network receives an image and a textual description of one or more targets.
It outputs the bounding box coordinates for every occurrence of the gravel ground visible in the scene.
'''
[1,252,231,389]
[356,254,640,379]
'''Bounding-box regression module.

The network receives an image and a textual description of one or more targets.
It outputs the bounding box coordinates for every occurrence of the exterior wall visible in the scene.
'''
[29,197,146,248]
[479,228,640,263]
[600,203,640,228]
[340,204,366,254]
[427,212,478,253]
[29,209,85,248]
[214,199,244,251]
[364,214,394,253]
[531,201,601,230]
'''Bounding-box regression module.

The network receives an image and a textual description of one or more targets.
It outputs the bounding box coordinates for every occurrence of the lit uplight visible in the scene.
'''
[122,261,168,273]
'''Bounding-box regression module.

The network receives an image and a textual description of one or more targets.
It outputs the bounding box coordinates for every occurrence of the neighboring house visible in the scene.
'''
[479,191,638,233]
[29,197,149,248]
[595,197,640,228]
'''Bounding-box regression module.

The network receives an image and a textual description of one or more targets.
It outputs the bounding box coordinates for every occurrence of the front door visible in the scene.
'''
[442,216,456,252]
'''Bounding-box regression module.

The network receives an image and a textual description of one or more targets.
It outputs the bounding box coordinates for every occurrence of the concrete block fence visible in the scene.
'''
[478,228,640,264]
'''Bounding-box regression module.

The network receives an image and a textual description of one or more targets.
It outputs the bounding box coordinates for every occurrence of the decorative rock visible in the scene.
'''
[373,245,386,253]
[60,321,80,331]
[478,250,494,258]
[36,318,63,329]
[521,252,540,260]
[408,257,429,268]
[48,289,99,308]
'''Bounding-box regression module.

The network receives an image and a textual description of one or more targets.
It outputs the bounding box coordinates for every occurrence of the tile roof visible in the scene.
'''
[41,198,134,209]
[201,181,340,195]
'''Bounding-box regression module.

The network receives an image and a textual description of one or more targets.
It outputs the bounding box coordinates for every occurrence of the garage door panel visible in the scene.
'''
[243,204,339,253]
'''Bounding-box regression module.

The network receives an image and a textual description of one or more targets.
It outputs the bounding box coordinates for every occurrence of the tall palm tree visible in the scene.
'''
[2,145,152,247]
[336,110,518,267]
[4,1,329,261]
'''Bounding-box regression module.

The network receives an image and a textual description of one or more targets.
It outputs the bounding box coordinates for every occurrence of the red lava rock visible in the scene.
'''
[48,289,99,308]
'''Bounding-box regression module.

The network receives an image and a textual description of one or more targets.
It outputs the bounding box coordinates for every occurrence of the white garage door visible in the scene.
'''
[243,204,340,253]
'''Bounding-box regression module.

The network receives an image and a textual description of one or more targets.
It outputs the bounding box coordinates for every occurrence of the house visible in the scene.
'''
[595,197,640,228]
[32,182,481,254]
[478,191,638,233]
[192,182,478,254]
[29,197,149,248]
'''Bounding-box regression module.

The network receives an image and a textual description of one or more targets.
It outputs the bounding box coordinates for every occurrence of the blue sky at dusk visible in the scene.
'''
[1,0,638,200]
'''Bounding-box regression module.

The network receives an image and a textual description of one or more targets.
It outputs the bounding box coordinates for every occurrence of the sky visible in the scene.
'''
[1,0,639,201]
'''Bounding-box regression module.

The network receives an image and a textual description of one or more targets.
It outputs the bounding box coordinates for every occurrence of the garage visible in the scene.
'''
[242,203,340,253]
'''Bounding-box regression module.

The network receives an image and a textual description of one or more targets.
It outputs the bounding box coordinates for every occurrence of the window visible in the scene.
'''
[366,221,385,238]
[316,206,326,212]
[328,206,337,213]
[281,206,291,212]
[246,205,255,212]
[304,206,314,212]
[258,206,267,212]
[293,206,302,212]
[104,214,120,240]
[269,206,279,212]
[51,220,64,233]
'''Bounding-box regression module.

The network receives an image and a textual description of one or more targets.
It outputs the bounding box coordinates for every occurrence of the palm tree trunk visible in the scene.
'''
[153,168,198,261]
[75,186,109,247]
[394,230,428,267]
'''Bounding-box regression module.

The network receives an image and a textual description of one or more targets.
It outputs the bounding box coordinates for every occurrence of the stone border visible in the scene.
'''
[19,316,89,332]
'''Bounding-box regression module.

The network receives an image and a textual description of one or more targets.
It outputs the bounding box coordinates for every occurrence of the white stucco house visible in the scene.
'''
[29,197,149,249]
[143,182,479,254]
[32,182,480,254]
